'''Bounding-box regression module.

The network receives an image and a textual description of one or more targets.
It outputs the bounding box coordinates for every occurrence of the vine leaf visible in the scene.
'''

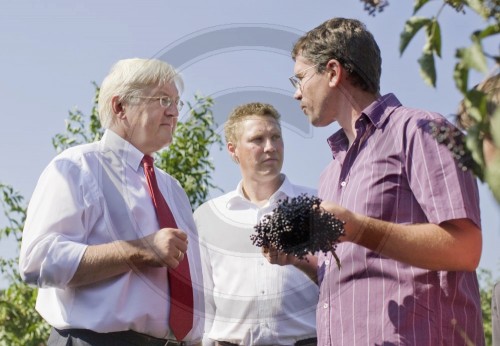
[418,48,437,87]
[413,0,431,14]
[400,16,432,55]
[454,60,469,94]
[467,0,491,19]
[462,38,489,73]
[491,106,500,147]
[428,19,442,58]
[477,23,500,39]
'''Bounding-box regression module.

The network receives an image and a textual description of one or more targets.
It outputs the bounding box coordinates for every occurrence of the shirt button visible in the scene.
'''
[340,181,347,187]
[261,290,265,295]
[325,260,330,266]
[323,303,329,309]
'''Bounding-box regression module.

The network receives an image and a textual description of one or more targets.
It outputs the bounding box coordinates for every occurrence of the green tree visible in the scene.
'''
[478,267,495,345]
[0,184,46,346]
[361,1,499,342]
[364,0,500,201]
[0,85,222,346]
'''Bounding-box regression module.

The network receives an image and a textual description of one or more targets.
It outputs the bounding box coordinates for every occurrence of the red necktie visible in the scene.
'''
[142,155,194,340]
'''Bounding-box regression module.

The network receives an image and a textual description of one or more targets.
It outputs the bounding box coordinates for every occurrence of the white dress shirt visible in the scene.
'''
[194,176,318,346]
[19,129,204,341]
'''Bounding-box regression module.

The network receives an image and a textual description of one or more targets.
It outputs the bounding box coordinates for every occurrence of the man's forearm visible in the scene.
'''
[68,239,148,287]
[343,211,482,271]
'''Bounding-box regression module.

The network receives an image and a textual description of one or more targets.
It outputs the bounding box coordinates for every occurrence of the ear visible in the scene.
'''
[326,59,342,88]
[227,142,239,164]
[111,95,126,119]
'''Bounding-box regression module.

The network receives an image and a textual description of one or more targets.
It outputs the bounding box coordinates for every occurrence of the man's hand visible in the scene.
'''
[262,246,319,284]
[262,246,299,266]
[139,228,189,269]
[69,228,190,287]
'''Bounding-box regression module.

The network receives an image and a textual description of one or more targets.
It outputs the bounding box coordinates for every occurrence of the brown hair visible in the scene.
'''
[292,18,381,94]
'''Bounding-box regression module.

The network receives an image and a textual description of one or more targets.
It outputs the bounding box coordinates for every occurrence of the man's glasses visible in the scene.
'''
[135,96,184,112]
[289,63,320,90]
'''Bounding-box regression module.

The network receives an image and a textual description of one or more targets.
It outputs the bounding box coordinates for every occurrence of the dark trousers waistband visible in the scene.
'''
[49,328,200,346]
[216,337,317,346]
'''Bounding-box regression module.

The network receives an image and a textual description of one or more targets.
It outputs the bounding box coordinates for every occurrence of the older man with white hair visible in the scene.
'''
[19,58,204,346]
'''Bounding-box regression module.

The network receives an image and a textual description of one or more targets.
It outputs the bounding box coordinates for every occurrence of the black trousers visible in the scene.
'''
[47,328,194,346]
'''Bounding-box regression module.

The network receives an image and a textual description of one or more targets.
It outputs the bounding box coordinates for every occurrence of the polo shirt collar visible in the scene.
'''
[226,174,293,209]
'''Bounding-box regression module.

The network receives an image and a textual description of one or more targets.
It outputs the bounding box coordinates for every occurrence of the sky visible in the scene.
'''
[0,0,499,289]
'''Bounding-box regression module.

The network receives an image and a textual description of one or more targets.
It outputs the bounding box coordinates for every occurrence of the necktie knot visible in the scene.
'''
[142,155,154,167]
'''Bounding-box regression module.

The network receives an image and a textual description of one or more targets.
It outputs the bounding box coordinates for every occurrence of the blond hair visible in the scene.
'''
[224,102,281,144]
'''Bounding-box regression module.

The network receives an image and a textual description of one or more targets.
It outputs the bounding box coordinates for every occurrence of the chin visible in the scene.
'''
[311,115,333,127]
[310,117,324,127]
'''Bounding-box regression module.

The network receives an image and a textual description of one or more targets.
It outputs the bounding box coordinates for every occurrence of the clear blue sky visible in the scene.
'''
[1,0,499,289]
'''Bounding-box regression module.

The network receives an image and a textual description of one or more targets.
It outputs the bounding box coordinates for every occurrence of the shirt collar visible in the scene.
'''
[226,174,293,209]
[361,93,402,129]
[101,129,144,172]
[327,93,402,156]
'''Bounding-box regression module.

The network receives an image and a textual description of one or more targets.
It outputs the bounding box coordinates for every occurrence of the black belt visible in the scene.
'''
[295,338,317,346]
[217,337,317,346]
[113,330,193,346]
[53,328,198,346]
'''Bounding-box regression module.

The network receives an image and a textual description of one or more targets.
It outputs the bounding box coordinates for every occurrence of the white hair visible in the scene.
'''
[98,58,184,128]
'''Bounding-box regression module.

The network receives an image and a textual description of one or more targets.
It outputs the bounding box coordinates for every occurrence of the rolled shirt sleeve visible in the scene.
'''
[20,157,94,288]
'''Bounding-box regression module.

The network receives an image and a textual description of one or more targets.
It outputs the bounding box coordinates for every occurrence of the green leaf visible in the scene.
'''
[427,19,442,58]
[476,23,500,39]
[465,124,486,177]
[400,17,431,55]
[417,49,436,87]
[464,89,488,124]
[413,0,431,14]
[454,58,469,94]
[485,155,500,203]
[461,40,489,73]
[465,0,491,19]
[491,106,500,147]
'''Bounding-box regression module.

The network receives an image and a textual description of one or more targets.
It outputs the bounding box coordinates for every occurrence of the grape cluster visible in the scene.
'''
[429,120,479,173]
[250,194,345,263]
[361,0,389,16]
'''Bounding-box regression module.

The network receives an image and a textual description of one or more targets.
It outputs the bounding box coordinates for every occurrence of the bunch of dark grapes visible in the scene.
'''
[361,0,389,16]
[429,120,481,176]
[250,194,344,266]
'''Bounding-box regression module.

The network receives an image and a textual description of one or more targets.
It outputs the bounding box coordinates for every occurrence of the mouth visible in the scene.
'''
[300,104,307,115]
[263,157,278,163]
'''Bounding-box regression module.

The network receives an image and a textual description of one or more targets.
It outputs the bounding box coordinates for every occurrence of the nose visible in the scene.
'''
[293,87,302,100]
[264,139,276,152]
[165,104,179,118]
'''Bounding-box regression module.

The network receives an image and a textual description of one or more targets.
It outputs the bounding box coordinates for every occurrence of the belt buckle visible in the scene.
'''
[164,340,186,346]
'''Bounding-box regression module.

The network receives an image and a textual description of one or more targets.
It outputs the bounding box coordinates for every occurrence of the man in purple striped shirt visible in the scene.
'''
[267,18,485,345]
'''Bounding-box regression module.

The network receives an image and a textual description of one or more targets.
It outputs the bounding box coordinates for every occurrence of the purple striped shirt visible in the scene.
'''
[317,94,484,345]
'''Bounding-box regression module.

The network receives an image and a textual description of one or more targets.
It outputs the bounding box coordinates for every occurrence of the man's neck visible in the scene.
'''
[241,174,284,207]
[336,85,379,145]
